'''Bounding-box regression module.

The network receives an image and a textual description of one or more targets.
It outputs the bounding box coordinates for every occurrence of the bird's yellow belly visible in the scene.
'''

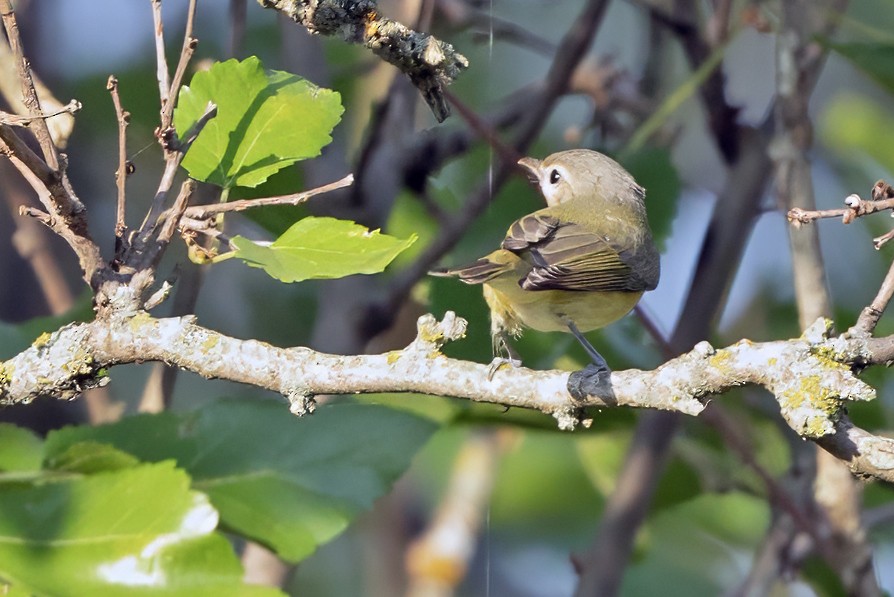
[483,281,642,333]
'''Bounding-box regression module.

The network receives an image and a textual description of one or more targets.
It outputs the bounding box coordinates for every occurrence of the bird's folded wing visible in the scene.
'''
[502,213,654,292]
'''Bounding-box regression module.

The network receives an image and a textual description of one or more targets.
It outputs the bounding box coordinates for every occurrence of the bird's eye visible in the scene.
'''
[549,169,561,184]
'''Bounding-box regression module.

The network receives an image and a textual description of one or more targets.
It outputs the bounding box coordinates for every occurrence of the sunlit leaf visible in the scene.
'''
[0,461,280,596]
[174,56,343,189]
[45,400,437,563]
[229,216,417,283]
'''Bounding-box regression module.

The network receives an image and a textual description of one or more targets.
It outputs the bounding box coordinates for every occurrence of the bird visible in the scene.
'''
[431,149,660,385]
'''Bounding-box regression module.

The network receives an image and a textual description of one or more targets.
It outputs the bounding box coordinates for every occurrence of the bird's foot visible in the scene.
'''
[486,356,522,380]
[567,363,614,402]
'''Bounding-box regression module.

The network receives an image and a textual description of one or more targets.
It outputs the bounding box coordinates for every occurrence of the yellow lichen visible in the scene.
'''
[201,335,219,351]
[32,332,51,349]
[386,351,401,365]
[63,348,94,376]
[0,363,8,385]
[128,311,153,332]
[780,372,842,438]
[708,349,734,370]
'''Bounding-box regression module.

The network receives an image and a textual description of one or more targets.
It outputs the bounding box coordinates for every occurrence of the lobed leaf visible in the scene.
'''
[174,56,343,189]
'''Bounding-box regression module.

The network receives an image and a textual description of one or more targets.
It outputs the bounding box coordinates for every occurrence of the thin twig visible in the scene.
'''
[157,179,195,247]
[850,258,894,336]
[787,196,894,226]
[442,89,521,166]
[107,76,130,253]
[178,174,353,220]
[0,98,81,126]
[151,0,171,104]
[161,0,199,131]
[0,0,59,171]
[138,102,216,243]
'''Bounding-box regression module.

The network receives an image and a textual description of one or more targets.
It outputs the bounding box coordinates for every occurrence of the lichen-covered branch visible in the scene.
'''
[258,0,468,122]
[1,311,891,481]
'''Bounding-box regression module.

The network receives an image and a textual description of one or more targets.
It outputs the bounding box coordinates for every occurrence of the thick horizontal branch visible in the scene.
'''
[1,313,890,481]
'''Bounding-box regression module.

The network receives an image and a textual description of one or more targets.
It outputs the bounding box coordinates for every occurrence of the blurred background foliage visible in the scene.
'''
[2,0,894,595]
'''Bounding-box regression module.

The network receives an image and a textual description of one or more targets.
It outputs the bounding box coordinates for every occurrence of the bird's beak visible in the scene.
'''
[517,157,542,185]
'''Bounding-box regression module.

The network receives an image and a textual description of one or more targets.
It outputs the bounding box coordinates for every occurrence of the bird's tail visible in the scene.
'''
[429,251,517,285]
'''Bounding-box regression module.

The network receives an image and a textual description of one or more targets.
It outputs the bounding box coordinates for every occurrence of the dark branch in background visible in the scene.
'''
[258,0,468,122]
[772,1,877,593]
[383,0,611,321]
[639,0,741,162]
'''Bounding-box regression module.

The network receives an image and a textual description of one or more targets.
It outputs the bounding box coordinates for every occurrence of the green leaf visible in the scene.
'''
[174,56,343,189]
[45,400,437,563]
[0,293,94,358]
[0,461,281,596]
[820,92,894,175]
[229,216,417,283]
[0,424,43,472]
[826,41,894,96]
[47,441,141,474]
[621,147,680,249]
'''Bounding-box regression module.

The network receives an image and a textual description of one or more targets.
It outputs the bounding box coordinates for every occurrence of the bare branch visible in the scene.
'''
[850,258,894,337]
[0,42,76,147]
[0,126,104,287]
[0,0,60,170]
[107,76,131,254]
[787,195,894,226]
[161,0,199,131]
[151,0,171,104]
[137,101,217,245]
[2,312,890,482]
[258,0,468,122]
[178,174,353,221]
[0,98,81,126]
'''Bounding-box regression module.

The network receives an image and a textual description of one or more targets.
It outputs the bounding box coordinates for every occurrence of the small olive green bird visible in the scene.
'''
[431,149,660,380]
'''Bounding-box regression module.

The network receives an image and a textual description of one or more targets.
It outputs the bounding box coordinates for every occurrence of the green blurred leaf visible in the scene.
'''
[622,147,680,248]
[0,461,279,596]
[820,92,894,174]
[624,493,768,595]
[45,400,437,563]
[174,56,343,188]
[229,216,417,283]
[0,424,43,472]
[490,431,603,534]
[0,294,94,358]
[827,41,894,96]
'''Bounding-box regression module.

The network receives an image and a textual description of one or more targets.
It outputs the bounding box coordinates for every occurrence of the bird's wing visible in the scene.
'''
[501,212,657,292]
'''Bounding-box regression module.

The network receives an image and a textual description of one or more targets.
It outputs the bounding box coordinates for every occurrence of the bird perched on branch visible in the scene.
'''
[431,149,660,389]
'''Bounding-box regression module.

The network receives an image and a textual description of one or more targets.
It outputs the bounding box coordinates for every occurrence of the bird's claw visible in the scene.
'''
[567,363,614,402]
[487,356,522,380]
